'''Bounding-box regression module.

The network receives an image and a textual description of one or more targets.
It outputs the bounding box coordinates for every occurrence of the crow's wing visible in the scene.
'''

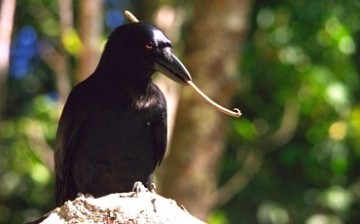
[54,85,85,206]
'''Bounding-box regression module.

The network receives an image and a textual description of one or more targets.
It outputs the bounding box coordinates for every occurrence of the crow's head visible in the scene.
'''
[98,22,192,84]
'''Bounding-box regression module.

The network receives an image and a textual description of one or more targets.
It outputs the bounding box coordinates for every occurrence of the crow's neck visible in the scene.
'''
[90,68,155,102]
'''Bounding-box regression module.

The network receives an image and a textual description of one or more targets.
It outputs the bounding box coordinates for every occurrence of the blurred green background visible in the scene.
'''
[0,0,359,223]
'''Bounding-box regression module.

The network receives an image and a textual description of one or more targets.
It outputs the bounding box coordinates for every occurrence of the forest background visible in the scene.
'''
[0,0,359,223]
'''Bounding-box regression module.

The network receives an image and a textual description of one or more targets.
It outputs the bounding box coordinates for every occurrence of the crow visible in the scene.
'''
[54,22,192,206]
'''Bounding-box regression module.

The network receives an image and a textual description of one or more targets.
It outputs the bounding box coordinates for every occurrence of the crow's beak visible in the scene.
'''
[154,48,192,84]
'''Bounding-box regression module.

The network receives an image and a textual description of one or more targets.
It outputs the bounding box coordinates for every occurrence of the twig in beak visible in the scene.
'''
[187,81,241,118]
[124,11,241,118]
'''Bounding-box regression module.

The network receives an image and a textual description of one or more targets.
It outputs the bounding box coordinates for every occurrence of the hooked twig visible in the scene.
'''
[124,10,241,118]
[187,81,241,118]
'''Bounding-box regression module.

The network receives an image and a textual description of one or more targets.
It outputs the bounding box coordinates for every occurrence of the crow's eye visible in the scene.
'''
[145,42,154,50]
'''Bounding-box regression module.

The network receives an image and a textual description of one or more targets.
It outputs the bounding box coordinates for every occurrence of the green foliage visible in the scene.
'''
[208,210,229,224]
[219,0,360,223]
[0,96,57,223]
[2,0,360,223]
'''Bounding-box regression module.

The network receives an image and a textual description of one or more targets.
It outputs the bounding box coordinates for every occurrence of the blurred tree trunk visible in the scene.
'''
[0,0,16,121]
[152,5,187,150]
[75,0,103,82]
[157,0,253,220]
[57,0,73,103]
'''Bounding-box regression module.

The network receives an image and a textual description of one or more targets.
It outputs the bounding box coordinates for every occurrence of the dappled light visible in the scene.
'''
[0,0,359,223]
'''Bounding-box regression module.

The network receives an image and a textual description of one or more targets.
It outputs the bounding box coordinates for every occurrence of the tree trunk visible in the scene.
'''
[75,0,103,82]
[0,0,16,120]
[57,0,73,103]
[157,0,253,220]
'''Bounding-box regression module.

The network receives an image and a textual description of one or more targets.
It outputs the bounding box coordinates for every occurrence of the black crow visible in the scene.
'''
[54,22,192,206]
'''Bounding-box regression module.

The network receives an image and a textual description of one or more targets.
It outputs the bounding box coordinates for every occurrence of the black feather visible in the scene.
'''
[54,22,191,206]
